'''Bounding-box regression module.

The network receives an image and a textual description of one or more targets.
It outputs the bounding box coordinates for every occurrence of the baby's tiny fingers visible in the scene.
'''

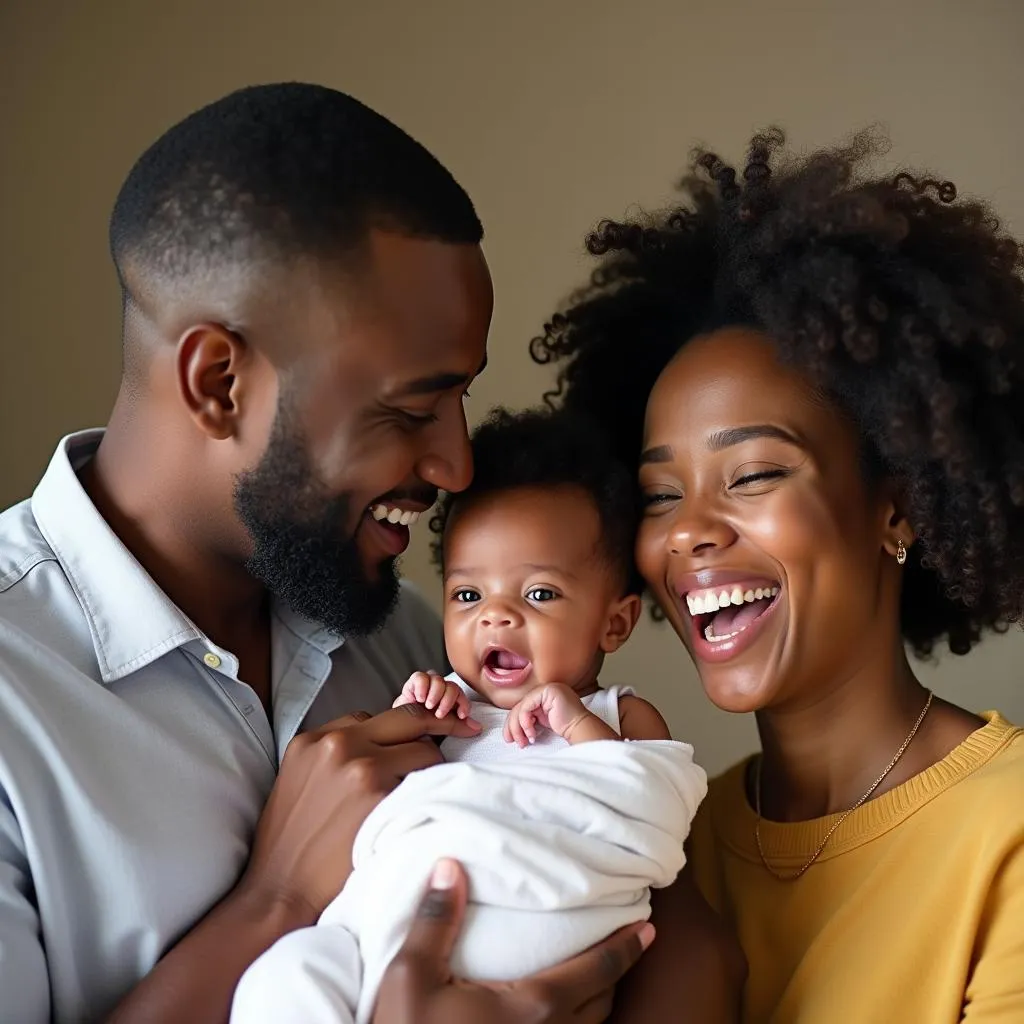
[505,711,524,747]
[410,673,430,703]
[436,685,458,718]
[424,677,445,710]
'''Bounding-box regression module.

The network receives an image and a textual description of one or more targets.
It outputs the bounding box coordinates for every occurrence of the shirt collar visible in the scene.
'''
[31,430,341,683]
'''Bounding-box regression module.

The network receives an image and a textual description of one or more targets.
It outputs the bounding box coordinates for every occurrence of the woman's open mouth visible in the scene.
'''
[480,646,533,688]
[683,580,781,662]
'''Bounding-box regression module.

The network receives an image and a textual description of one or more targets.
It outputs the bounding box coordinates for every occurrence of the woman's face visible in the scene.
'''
[636,327,902,713]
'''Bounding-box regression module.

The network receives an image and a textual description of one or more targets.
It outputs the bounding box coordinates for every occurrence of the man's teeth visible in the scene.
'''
[686,585,779,617]
[369,504,421,527]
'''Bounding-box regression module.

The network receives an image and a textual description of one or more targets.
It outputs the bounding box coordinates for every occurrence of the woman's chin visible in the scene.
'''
[697,667,776,714]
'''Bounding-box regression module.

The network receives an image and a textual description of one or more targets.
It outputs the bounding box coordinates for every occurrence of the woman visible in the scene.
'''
[534,129,1024,1021]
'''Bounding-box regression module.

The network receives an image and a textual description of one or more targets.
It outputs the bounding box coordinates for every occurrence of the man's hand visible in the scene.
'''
[241,705,481,920]
[374,859,654,1023]
[504,684,616,747]
[393,670,477,724]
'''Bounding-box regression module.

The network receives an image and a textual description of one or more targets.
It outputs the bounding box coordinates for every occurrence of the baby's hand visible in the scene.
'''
[503,683,590,747]
[393,671,473,721]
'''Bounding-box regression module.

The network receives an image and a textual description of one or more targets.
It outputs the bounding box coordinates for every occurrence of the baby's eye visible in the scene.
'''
[526,587,557,602]
[452,589,480,603]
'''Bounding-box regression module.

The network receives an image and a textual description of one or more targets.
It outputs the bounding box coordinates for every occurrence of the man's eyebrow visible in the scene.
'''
[395,354,488,397]
[706,425,805,451]
[395,372,471,397]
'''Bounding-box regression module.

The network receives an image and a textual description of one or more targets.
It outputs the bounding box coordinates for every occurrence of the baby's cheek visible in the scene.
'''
[532,627,580,686]
[443,620,476,675]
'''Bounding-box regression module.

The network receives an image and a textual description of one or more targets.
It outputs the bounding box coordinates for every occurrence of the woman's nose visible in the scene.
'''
[667,507,738,557]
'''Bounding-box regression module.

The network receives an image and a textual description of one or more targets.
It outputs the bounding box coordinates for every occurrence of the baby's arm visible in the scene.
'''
[618,695,673,740]
[504,684,619,747]
[505,687,672,746]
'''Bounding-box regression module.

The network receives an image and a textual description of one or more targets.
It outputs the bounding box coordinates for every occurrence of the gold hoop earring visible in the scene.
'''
[896,539,907,565]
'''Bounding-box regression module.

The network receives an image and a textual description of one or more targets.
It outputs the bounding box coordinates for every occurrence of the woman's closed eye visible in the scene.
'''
[729,467,790,490]
[641,490,681,511]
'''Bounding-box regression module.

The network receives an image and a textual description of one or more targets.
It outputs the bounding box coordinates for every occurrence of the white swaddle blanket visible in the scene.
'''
[232,690,706,1024]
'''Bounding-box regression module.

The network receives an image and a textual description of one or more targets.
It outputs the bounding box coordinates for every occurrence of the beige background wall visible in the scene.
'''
[3,0,1023,775]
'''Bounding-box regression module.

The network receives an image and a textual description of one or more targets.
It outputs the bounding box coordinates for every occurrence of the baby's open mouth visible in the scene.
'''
[481,646,533,686]
[686,583,780,644]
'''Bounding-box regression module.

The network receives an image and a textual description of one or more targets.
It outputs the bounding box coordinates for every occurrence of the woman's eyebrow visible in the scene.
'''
[639,444,673,465]
[706,424,805,451]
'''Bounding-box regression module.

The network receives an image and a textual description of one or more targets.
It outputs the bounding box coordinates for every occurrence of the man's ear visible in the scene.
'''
[600,592,644,654]
[176,323,249,441]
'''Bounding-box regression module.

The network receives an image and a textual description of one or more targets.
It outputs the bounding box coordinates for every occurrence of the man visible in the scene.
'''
[0,83,737,1024]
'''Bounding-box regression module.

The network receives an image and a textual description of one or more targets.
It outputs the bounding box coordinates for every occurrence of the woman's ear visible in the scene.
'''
[880,493,915,561]
[600,593,644,654]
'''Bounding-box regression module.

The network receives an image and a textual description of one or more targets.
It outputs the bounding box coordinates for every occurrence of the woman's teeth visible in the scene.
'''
[369,503,420,527]
[686,585,779,617]
[705,624,740,643]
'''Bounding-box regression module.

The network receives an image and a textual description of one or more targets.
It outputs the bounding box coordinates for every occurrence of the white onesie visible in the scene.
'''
[231,679,707,1024]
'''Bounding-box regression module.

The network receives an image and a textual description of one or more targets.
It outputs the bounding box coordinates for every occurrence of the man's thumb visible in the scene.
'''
[398,859,468,975]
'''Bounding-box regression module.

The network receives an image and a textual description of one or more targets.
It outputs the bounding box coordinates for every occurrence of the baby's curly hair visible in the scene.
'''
[531,128,1024,656]
[429,407,641,593]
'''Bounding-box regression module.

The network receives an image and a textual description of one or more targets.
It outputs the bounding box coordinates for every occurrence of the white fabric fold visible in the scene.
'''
[232,738,706,1024]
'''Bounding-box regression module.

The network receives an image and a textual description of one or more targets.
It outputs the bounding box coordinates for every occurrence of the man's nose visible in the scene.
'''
[416,408,473,494]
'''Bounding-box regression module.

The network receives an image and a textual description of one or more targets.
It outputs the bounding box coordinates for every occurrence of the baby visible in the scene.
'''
[231,408,707,1024]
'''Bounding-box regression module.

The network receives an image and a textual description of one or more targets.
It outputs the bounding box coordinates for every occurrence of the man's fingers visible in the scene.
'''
[398,859,468,973]
[307,710,373,736]
[363,702,481,743]
[573,988,617,1024]
[529,922,653,1007]
[373,737,447,780]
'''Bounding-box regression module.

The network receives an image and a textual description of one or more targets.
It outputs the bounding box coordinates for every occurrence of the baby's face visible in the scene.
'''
[441,485,636,709]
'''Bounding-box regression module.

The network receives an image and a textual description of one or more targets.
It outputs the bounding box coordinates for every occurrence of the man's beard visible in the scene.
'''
[233,401,400,637]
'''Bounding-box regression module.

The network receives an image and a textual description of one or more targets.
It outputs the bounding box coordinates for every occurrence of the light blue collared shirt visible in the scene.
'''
[0,431,447,1024]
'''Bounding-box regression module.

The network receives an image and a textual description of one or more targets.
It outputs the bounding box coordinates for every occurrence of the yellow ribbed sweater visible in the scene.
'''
[689,713,1024,1023]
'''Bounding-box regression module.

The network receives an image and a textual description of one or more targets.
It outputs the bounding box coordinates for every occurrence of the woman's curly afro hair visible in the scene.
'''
[531,128,1024,657]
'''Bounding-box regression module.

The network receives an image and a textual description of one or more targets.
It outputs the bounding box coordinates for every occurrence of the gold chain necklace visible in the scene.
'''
[754,690,934,881]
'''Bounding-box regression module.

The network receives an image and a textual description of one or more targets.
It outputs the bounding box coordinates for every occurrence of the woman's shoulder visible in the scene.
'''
[950,711,1024,801]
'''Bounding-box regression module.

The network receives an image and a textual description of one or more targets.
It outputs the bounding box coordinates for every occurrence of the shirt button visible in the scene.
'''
[203,652,222,669]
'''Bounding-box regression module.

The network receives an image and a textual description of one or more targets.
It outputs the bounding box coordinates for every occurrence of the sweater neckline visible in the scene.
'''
[713,711,1020,866]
